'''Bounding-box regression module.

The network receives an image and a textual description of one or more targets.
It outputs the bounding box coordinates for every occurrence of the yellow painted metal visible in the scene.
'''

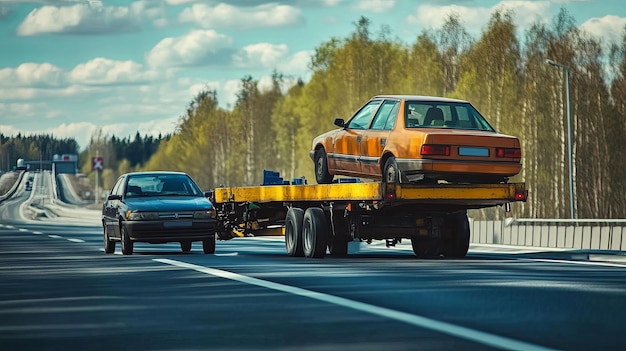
[213,182,525,204]
[394,183,522,201]
[213,183,384,203]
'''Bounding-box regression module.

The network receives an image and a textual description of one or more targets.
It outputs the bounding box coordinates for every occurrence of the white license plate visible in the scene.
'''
[458,147,489,157]
[164,221,192,228]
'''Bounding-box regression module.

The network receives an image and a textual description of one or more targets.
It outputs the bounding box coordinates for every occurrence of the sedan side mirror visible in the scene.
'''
[107,194,122,201]
[334,118,345,128]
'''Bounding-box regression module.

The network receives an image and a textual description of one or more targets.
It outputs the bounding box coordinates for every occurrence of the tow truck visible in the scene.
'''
[210,171,527,258]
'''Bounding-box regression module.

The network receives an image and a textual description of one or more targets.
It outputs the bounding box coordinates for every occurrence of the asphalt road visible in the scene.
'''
[1,174,625,351]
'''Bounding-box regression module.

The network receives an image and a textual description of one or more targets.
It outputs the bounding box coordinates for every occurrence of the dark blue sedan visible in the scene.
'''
[102,171,218,255]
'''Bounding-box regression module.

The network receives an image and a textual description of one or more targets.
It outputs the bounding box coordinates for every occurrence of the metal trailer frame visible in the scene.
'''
[210,182,527,258]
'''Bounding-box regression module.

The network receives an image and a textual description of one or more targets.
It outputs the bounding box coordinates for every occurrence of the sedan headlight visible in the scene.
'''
[126,210,159,221]
[194,209,216,219]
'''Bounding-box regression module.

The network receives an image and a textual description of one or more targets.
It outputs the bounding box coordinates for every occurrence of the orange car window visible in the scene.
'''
[371,100,399,130]
[347,100,382,129]
[405,101,495,132]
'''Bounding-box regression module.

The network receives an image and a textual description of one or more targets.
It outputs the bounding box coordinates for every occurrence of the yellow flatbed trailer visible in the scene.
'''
[211,182,527,259]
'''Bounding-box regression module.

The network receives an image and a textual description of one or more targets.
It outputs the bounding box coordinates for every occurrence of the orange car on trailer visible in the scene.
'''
[310,95,522,184]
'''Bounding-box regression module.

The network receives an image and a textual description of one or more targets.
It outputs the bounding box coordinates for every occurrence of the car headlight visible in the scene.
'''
[126,210,159,221]
[194,209,216,219]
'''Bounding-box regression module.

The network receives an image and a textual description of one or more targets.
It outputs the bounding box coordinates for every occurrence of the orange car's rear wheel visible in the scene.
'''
[383,156,400,183]
[314,148,334,184]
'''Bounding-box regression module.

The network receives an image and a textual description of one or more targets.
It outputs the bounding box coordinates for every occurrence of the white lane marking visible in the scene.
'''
[67,238,85,243]
[48,235,62,239]
[6,225,15,229]
[19,228,28,232]
[154,258,558,351]
[33,231,43,235]
[524,258,626,268]
[215,252,238,256]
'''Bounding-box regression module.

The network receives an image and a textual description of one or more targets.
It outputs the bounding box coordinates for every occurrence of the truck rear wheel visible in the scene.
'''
[303,208,328,258]
[285,208,305,257]
[442,212,470,258]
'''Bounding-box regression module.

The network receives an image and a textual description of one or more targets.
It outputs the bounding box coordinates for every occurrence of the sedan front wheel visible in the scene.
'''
[121,225,134,255]
[314,148,334,184]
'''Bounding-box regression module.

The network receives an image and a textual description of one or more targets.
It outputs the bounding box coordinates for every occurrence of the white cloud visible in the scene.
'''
[580,15,626,44]
[323,0,342,6]
[0,85,106,100]
[17,3,140,36]
[232,44,311,75]
[0,102,46,117]
[356,0,395,14]
[15,1,168,36]
[406,1,549,34]
[233,43,289,68]
[179,3,303,30]
[146,29,234,68]
[0,62,65,87]
[281,50,312,75]
[69,58,158,85]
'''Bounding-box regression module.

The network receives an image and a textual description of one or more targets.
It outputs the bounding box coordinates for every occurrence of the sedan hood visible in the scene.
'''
[124,196,213,211]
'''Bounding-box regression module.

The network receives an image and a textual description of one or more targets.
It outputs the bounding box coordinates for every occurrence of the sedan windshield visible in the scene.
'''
[124,174,203,198]
[405,101,495,132]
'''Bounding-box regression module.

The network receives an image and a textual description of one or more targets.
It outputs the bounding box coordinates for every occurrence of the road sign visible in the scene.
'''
[92,156,103,171]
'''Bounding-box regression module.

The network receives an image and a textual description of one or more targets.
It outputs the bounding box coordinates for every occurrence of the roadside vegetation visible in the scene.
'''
[2,9,625,219]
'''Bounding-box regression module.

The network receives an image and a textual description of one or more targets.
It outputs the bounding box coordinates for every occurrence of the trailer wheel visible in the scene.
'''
[303,208,328,258]
[442,212,470,258]
[411,237,439,258]
[285,208,305,257]
[328,215,348,257]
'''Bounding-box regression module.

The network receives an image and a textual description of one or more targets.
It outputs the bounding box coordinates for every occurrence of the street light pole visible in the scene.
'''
[546,59,575,219]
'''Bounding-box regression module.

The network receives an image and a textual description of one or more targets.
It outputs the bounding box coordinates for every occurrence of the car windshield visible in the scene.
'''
[405,101,495,132]
[124,174,203,198]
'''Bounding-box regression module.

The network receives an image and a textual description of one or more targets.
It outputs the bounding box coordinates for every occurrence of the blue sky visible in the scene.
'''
[1,0,625,151]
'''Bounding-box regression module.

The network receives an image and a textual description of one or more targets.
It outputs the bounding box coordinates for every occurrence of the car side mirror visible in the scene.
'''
[334,118,345,128]
[107,194,122,201]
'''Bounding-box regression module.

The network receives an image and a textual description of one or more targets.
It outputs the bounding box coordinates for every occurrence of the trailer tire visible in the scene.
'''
[285,208,305,257]
[411,237,439,258]
[442,212,470,258]
[303,208,328,258]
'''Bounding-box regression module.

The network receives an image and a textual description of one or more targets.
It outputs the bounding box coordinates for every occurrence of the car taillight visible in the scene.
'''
[421,144,450,156]
[496,148,521,158]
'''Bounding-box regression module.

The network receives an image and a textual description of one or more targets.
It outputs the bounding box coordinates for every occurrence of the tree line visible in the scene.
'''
[0,133,79,171]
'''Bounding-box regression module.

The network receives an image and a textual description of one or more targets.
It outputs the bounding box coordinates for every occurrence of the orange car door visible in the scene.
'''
[333,100,382,175]
[360,100,399,176]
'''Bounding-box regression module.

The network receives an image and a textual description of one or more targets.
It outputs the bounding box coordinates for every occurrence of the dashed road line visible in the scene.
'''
[154,258,559,351]
[48,234,62,239]
[67,238,85,243]
[32,231,43,235]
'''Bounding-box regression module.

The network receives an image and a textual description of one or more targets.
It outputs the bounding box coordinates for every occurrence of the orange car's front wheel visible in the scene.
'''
[314,148,334,184]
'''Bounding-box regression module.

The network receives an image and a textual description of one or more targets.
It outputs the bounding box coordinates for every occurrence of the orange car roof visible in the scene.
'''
[371,95,469,103]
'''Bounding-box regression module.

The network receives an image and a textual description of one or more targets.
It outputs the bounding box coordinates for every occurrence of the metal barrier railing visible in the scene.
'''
[470,219,626,251]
